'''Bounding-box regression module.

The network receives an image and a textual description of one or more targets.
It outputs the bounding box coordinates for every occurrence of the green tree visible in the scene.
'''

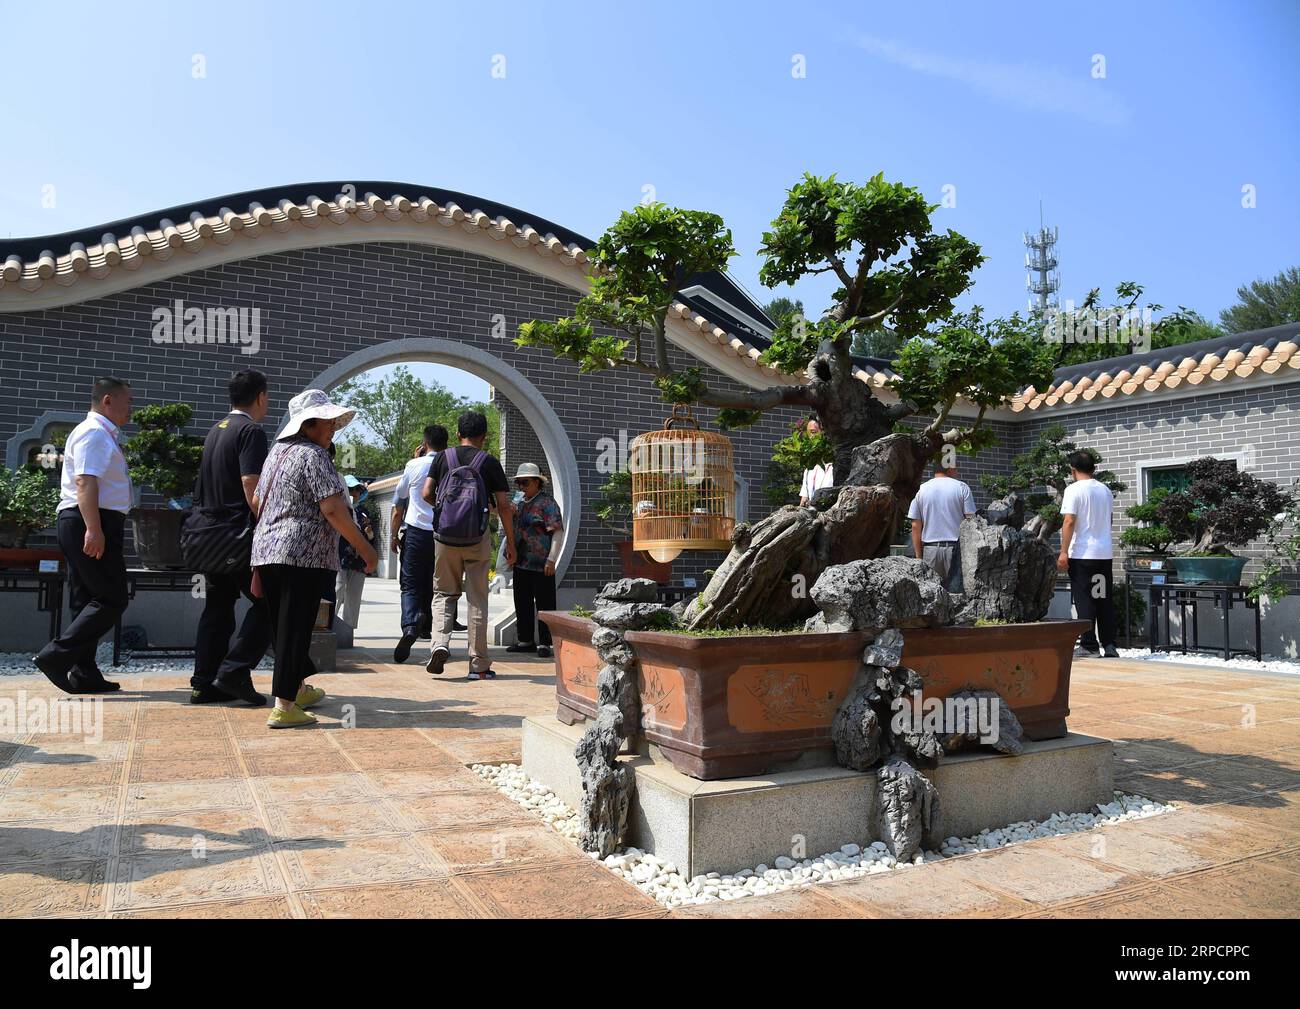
[124,403,204,501]
[1046,281,1223,367]
[332,366,500,476]
[762,296,804,329]
[1219,266,1300,333]
[984,425,1126,541]
[519,175,1058,629]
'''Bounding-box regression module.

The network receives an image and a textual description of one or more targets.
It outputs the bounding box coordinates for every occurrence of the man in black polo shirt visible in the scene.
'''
[190,371,271,705]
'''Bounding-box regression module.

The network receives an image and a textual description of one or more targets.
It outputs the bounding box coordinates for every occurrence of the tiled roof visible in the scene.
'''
[1009,323,1300,412]
[2,186,1296,411]
[0,185,788,382]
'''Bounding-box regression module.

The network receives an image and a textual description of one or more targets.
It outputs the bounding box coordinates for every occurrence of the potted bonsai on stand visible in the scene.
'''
[1156,457,1288,585]
[0,465,61,567]
[124,403,203,570]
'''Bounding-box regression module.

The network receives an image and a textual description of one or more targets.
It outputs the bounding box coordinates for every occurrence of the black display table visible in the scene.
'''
[1147,581,1262,662]
[0,567,66,640]
[112,568,203,665]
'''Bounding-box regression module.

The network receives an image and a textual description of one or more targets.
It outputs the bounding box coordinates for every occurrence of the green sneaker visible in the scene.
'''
[295,684,326,709]
[267,705,317,729]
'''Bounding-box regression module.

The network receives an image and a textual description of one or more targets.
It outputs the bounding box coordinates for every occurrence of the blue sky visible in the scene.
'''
[2,0,1297,397]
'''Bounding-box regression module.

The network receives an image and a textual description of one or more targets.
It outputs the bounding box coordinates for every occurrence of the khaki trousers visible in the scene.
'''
[433,536,491,672]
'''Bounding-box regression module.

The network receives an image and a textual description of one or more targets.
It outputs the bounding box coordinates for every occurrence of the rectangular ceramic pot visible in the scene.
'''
[541,612,1089,780]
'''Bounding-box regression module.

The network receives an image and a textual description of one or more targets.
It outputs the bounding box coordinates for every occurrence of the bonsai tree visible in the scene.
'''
[593,470,633,537]
[983,425,1126,540]
[124,403,204,505]
[1119,487,1180,555]
[1156,457,1288,556]
[0,466,60,547]
[1250,479,1300,603]
[519,174,1058,628]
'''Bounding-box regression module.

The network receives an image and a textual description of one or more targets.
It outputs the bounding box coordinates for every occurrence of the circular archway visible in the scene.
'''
[289,337,581,581]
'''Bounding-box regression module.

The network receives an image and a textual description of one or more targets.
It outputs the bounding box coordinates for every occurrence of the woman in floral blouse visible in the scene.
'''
[252,390,377,728]
[504,462,564,659]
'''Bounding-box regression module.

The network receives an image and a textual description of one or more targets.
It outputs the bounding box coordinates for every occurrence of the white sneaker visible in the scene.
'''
[426,646,450,676]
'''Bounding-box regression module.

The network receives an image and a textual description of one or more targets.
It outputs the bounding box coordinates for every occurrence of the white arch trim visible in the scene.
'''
[291,338,581,584]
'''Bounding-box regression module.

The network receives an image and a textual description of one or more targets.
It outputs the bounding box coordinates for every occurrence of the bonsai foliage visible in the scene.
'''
[592,470,633,537]
[761,418,834,506]
[0,466,60,543]
[983,425,1126,540]
[1119,487,1180,554]
[518,174,1054,474]
[1155,457,1287,555]
[124,403,204,501]
[1046,280,1221,367]
[1250,479,1300,603]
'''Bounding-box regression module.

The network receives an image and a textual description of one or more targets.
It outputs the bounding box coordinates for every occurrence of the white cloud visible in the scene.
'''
[857,35,1132,128]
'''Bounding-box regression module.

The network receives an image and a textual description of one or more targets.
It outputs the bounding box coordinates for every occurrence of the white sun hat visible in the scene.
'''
[512,462,549,484]
[278,389,356,441]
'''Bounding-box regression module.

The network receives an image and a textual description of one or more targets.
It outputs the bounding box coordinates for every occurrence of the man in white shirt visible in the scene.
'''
[390,424,444,662]
[908,464,976,592]
[1057,450,1119,658]
[34,377,134,693]
[798,419,833,506]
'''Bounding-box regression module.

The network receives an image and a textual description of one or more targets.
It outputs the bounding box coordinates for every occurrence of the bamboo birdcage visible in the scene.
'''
[630,404,735,563]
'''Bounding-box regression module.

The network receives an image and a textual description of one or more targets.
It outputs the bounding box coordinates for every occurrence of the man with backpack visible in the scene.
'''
[421,410,514,679]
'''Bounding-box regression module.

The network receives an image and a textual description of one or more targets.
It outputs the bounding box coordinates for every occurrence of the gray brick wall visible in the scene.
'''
[1017,382,1300,587]
[0,241,801,588]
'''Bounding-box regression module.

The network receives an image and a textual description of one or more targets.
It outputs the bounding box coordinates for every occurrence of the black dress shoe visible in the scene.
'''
[67,671,121,694]
[394,632,417,663]
[506,642,537,653]
[1102,646,1120,659]
[537,645,553,659]
[31,654,72,694]
[453,621,468,632]
[212,676,267,706]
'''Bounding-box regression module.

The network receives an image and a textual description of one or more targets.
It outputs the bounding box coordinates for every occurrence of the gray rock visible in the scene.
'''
[954,516,1056,624]
[862,628,906,669]
[591,626,635,667]
[597,663,640,731]
[831,667,882,771]
[810,556,953,634]
[875,756,940,862]
[574,705,634,857]
[981,491,1026,530]
[591,602,675,632]
[594,578,659,605]
[938,687,1026,757]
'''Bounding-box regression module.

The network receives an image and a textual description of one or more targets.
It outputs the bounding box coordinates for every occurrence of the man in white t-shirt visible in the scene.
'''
[34,377,135,694]
[1057,450,1119,658]
[390,425,443,662]
[908,464,976,592]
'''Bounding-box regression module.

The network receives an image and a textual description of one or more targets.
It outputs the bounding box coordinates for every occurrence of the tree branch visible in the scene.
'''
[697,383,815,412]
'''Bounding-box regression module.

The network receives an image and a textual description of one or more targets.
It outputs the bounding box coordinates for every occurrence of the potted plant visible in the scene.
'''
[124,403,204,570]
[594,470,672,584]
[0,465,61,566]
[1156,457,1288,585]
[1120,486,1181,575]
[523,176,1099,780]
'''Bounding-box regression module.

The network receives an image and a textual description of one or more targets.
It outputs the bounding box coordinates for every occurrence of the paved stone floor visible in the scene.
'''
[1,649,1298,918]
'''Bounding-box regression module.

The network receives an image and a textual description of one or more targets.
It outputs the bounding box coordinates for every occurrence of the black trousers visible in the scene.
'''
[1068,557,1118,651]
[40,509,129,681]
[258,565,329,703]
[192,568,271,690]
[512,567,557,646]
[399,526,435,638]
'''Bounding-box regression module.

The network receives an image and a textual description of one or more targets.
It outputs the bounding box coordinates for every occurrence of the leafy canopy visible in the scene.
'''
[1156,457,1288,554]
[124,403,204,500]
[984,424,1126,533]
